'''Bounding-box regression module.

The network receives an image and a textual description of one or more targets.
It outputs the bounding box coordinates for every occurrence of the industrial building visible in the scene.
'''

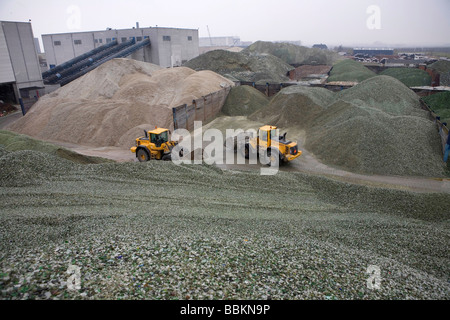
[42,25,199,69]
[198,36,252,54]
[312,44,328,50]
[199,36,242,47]
[353,48,394,57]
[0,21,44,104]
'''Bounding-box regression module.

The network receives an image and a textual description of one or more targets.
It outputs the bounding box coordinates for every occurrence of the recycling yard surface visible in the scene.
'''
[1,150,449,300]
[0,55,449,300]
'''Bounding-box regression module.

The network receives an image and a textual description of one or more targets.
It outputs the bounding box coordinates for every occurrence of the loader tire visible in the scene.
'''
[137,149,150,162]
[171,145,187,161]
[244,144,250,159]
[263,148,280,167]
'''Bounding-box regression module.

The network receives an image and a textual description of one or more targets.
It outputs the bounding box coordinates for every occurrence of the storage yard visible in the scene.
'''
[0,135,449,300]
[1,43,449,301]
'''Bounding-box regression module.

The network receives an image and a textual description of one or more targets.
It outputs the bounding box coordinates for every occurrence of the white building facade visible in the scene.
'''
[42,26,199,69]
[0,21,43,102]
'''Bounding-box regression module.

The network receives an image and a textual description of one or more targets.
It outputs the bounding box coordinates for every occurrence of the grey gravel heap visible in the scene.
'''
[0,154,449,300]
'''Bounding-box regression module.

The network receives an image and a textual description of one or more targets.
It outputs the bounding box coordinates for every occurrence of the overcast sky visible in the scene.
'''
[1,0,449,50]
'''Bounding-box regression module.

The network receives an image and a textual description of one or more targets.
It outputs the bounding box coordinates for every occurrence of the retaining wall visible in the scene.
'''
[172,86,231,131]
[421,100,449,163]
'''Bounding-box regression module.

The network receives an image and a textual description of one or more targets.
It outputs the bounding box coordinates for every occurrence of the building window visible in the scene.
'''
[121,37,127,43]
[106,38,112,43]
[163,36,171,41]
[74,40,82,45]
[187,36,192,41]
[54,41,61,46]
[136,36,142,42]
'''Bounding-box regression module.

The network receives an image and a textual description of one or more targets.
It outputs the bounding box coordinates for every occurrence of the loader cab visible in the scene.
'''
[148,128,169,147]
[258,125,279,148]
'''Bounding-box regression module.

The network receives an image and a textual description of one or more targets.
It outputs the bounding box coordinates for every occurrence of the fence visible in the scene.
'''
[420,100,449,163]
[237,81,356,97]
[172,86,231,131]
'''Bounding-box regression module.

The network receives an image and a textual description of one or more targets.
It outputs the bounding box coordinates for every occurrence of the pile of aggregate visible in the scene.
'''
[428,60,450,86]
[8,59,233,148]
[251,76,446,177]
[326,59,376,83]
[221,85,269,116]
[243,41,341,66]
[183,49,293,84]
[422,91,450,125]
[306,101,444,176]
[336,76,428,117]
[249,85,334,128]
[0,160,448,300]
[0,130,111,164]
[0,150,76,187]
[379,68,431,87]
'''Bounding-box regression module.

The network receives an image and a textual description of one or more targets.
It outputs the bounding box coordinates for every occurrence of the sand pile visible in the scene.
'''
[252,76,446,177]
[221,85,269,116]
[327,59,376,83]
[183,49,293,83]
[249,85,335,128]
[49,58,163,100]
[243,41,341,65]
[9,59,233,148]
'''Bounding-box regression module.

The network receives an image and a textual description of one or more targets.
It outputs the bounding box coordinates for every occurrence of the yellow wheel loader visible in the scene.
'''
[130,127,181,162]
[242,125,302,165]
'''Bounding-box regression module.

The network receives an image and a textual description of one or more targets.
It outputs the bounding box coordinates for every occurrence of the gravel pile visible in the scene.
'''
[0,130,111,164]
[183,50,293,84]
[327,59,376,83]
[422,91,450,125]
[221,85,269,116]
[306,100,445,177]
[0,160,448,300]
[337,76,428,117]
[249,85,334,128]
[0,145,8,158]
[0,150,76,187]
[379,68,431,87]
[251,76,446,177]
[428,60,450,86]
[243,41,341,66]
